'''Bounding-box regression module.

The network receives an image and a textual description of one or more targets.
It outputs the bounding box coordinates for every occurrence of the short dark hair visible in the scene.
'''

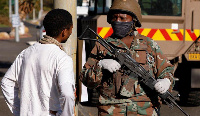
[43,9,73,37]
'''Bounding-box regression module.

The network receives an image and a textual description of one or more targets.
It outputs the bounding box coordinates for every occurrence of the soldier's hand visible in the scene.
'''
[154,78,171,94]
[99,59,121,73]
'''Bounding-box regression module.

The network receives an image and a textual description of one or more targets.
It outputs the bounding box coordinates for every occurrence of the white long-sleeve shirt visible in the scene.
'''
[1,43,75,116]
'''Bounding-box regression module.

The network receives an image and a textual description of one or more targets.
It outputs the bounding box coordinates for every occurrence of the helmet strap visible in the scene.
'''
[127,19,137,36]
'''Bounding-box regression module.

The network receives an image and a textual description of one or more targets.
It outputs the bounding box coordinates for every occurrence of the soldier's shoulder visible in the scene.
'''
[105,36,116,42]
[136,33,153,42]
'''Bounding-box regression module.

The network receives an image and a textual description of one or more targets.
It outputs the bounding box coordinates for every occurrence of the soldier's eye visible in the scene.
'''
[112,16,117,20]
[121,17,126,21]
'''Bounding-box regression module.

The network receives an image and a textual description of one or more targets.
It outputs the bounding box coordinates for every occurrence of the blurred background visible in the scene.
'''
[0,0,200,116]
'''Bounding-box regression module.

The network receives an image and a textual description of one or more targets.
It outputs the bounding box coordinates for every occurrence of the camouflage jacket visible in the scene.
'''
[79,32,175,105]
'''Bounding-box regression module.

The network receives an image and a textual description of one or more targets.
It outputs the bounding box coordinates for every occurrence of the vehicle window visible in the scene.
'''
[139,0,182,16]
[97,0,103,13]
[88,0,113,15]
[77,0,83,6]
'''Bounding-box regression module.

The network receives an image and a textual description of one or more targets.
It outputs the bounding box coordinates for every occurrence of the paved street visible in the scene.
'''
[0,22,200,116]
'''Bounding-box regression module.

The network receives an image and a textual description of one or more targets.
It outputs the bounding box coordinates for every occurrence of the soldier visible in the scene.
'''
[79,0,175,115]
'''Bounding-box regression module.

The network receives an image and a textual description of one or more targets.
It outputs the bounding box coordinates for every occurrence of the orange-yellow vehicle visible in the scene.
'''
[78,0,200,105]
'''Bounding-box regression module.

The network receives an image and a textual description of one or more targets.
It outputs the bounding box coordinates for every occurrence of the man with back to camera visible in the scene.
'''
[79,0,175,115]
[1,9,75,116]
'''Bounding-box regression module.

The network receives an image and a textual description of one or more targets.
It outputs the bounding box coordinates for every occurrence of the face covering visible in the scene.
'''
[111,21,134,38]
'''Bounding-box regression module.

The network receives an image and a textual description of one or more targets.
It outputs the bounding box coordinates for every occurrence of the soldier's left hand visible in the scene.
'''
[154,78,171,94]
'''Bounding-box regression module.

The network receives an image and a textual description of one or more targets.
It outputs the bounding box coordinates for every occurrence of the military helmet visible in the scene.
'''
[107,0,142,27]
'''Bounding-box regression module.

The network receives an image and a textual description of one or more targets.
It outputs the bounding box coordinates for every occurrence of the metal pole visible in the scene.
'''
[33,8,36,20]
[54,0,77,114]
[54,0,77,77]
[39,0,43,19]
[9,0,12,22]
[15,0,19,42]
[41,0,43,10]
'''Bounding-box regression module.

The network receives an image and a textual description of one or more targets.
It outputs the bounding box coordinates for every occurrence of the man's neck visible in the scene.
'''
[121,35,134,48]
[55,37,62,43]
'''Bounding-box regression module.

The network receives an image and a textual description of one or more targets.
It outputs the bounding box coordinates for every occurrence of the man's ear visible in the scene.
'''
[61,29,66,37]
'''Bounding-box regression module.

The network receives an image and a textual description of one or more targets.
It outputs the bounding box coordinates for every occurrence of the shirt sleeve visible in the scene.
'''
[57,55,75,116]
[1,50,26,115]
[79,42,103,89]
[148,38,175,91]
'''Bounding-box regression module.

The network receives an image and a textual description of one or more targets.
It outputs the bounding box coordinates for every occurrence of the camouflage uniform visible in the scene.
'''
[79,32,175,116]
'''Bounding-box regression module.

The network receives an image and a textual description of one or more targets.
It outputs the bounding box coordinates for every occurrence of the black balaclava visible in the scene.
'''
[111,21,135,38]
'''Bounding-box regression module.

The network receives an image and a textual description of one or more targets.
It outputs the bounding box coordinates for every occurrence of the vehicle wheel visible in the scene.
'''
[187,90,200,106]
[87,88,100,106]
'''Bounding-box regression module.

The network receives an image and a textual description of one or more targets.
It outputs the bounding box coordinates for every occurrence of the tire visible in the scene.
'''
[179,90,200,106]
[87,88,100,106]
[187,90,200,106]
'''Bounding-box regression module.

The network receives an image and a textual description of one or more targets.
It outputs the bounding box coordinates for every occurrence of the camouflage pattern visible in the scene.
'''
[79,32,175,115]
[98,102,159,116]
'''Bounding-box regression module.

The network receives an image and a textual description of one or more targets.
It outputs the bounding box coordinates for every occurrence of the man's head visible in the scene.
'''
[107,0,142,27]
[43,9,73,43]
[107,0,142,38]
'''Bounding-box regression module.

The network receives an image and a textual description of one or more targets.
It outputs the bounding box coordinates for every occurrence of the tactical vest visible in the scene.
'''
[118,34,156,98]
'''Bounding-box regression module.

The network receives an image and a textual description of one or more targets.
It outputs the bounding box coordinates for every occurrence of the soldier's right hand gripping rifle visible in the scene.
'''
[79,26,190,116]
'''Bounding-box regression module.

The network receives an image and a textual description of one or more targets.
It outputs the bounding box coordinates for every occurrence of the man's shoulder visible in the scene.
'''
[105,36,116,41]
[135,33,152,41]
[32,43,68,58]
[36,43,63,52]
[135,33,157,46]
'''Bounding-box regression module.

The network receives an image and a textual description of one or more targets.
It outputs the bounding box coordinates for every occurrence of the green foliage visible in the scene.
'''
[0,24,10,27]
[43,0,53,10]
[0,0,9,16]
[0,0,54,26]
[0,0,10,27]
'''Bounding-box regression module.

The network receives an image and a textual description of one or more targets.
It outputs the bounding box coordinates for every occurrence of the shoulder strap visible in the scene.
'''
[133,33,148,51]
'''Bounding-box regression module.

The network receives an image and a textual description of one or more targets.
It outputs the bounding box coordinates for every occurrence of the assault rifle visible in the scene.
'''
[79,26,190,116]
